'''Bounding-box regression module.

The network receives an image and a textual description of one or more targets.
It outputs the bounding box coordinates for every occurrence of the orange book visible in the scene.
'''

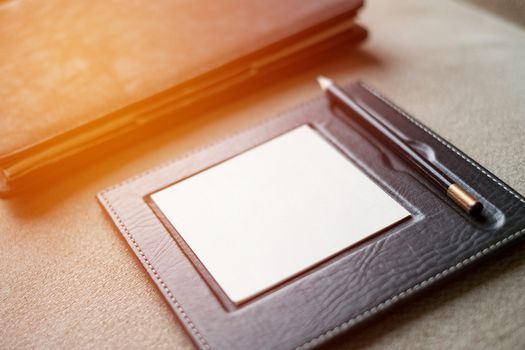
[0,0,365,195]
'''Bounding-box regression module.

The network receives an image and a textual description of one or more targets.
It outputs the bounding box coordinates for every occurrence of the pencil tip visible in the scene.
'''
[317,75,333,91]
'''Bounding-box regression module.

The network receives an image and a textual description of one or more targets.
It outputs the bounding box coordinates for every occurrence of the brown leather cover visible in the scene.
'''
[0,0,364,194]
[98,82,525,349]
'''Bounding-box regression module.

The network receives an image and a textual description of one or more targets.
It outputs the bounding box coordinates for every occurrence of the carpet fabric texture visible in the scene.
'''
[465,0,525,28]
[1,0,524,349]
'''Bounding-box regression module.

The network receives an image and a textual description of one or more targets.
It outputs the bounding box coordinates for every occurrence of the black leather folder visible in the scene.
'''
[98,82,525,349]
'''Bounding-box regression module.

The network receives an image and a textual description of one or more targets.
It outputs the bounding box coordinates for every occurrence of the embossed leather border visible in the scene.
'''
[98,82,525,350]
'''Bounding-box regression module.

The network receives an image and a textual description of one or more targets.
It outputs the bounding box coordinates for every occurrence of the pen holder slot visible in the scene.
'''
[339,85,506,230]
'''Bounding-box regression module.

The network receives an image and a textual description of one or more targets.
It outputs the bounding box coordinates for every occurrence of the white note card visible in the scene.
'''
[151,125,410,304]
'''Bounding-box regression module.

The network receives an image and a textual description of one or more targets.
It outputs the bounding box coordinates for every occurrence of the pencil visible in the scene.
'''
[317,76,483,216]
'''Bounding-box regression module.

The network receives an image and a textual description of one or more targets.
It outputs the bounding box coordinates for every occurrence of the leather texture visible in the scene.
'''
[0,0,363,194]
[0,23,367,196]
[98,82,525,350]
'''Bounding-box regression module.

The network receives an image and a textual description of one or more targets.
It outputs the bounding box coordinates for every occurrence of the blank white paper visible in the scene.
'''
[151,125,410,304]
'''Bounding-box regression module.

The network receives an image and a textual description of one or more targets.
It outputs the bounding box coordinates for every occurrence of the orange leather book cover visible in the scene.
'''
[0,0,364,194]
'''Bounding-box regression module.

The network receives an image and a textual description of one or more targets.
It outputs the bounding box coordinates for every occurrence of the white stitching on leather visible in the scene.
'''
[295,228,525,350]
[99,191,211,350]
[361,83,525,204]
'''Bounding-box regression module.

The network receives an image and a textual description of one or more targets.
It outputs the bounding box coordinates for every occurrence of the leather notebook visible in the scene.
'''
[98,82,525,349]
[0,0,365,195]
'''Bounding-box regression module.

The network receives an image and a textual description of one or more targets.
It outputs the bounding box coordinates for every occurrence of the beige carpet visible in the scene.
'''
[1,0,524,348]
[465,0,525,28]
